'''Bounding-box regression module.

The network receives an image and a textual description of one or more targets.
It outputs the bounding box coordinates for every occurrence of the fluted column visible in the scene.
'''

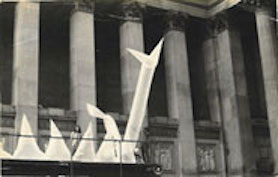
[119,3,145,117]
[70,2,97,137]
[255,9,278,174]
[201,20,226,176]
[12,2,40,135]
[202,21,221,123]
[164,13,197,177]
[214,13,256,177]
[0,4,3,99]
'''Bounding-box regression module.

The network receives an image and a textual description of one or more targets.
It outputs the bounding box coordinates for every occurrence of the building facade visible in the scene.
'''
[0,0,277,176]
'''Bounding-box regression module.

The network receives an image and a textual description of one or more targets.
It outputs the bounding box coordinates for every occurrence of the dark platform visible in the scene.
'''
[2,159,162,177]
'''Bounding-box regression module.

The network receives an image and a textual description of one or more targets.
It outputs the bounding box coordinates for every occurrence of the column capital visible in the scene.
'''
[241,0,273,8]
[202,13,228,39]
[211,12,229,34]
[72,0,95,14]
[239,0,274,15]
[120,2,145,22]
[164,11,188,32]
[202,19,217,39]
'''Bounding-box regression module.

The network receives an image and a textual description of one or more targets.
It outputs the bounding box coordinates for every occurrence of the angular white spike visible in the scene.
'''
[150,38,164,62]
[13,114,47,160]
[94,133,122,163]
[45,120,71,161]
[0,150,12,159]
[0,142,12,159]
[87,103,107,119]
[73,121,96,162]
[87,104,124,163]
[20,114,33,136]
[123,38,164,160]
[126,49,151,67]
[126,38,164,68]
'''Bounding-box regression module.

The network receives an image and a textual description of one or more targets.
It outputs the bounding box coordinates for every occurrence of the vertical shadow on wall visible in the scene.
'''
[39,3,71,109]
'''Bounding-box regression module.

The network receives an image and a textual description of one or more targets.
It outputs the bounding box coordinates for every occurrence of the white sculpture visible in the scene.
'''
[87,104,122,163]
[72,121,96,162]
[45,120,71,161]
[8,38,163,163]
[86,38,164,163]
[13,114,47,160]
[122,38,164,161]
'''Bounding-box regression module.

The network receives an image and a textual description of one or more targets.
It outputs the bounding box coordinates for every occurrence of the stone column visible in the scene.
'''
[12,2,40,135]
[214,14,256,177]
[202,21,222,123]
[255,9,278,174]
[0,4,3,100]
[276,1,278,37]
[70,2,97,138]
[119,3,145,116]
[201,20,226,176]
[164,13,197,176]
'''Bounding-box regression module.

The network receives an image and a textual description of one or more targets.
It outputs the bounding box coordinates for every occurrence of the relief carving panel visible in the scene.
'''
[197,143,217,173]
[152,142,174,171]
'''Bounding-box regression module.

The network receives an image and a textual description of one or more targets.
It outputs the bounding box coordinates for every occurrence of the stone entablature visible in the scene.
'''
[195,121,220,140]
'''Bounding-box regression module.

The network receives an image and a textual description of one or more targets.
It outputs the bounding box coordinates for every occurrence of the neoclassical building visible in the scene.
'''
[0,0,277,176]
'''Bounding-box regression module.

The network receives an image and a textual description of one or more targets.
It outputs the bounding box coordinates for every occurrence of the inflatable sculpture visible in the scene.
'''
[73,121,96,162]
[13,115,46,160]
[87,38,164,163]
[45,120,71,161]
[3,38,164,163]
[87,104,122,163]
[122,38,164,162]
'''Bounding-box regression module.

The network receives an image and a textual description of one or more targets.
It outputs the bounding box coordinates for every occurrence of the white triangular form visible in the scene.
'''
[45,120,71,161]
[13,114,47,160]
[126,38,164,68]
[121,142,136,163]
[0,149,12,159]
[95,133,122,163]
[0,143,12,159]
[87,103,107,119]
[73,121,96,162]
[87,103,135,163]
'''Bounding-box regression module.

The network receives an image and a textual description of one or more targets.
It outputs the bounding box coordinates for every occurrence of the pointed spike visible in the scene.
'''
[73,121,96,162]
[45,119,71,161]
[87,103,106,119]
[49,119,62,137]
[21,114,33,136]
[0,140,12,159]
[126,48,150,65]
[13,115,47,160]
[126,38,164,68]
[150,38,164,66]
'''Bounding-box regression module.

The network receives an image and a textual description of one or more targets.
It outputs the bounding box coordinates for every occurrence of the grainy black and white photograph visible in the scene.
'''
[0,0,277,176]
